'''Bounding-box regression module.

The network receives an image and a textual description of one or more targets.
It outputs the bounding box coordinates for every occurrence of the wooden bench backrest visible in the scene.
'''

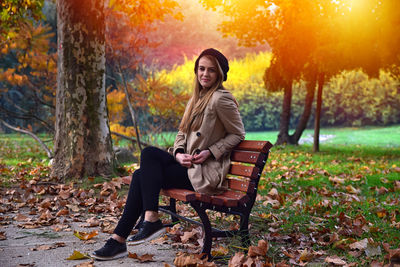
[160,140,273,208]
[223,140,273,205]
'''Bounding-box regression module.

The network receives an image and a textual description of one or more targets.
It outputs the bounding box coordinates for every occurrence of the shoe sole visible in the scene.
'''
[92,251,128,261]
[127,227,166,245]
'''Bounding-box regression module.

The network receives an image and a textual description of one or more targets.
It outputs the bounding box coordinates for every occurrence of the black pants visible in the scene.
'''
[113,146,193,238]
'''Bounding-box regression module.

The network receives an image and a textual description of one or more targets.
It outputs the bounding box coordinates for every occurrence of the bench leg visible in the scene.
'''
[239,212,250,246]
[191,203,212,259]
[169,198,179,224]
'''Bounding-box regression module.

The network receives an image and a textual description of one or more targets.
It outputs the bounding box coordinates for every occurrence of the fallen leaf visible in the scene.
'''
[66,250,91,260]
[128,252,155,262]
[325,256,347,265]
[365,242,381,257]
[346,185,360,194]
[74,260,94,267]
[370,260,383,267]
[248,239,268,257]
[229,252,246,267]
[329,176,345,185]
[383,243,400,262]
[15,213,30,222]
[56,209,69,217]
[73,230,98,241]
[211,245,229,257]
[298,248,314,262]
[30,243,65,251]
[81,217,100,227]
[349,238,368,250]
[0,231,6,240]
[173,253,202,267]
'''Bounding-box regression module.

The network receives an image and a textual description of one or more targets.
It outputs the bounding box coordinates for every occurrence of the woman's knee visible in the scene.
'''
[140,146,162,162]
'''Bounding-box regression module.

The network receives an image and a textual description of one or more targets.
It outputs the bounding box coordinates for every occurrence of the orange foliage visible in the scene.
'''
[105,0,187,141]
[107,89,126,123]
[133,74,188,119]
[0,21,56,131]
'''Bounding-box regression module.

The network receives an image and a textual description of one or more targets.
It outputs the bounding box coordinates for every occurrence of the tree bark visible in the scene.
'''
[313,73,325,152]
[290,73,317,144]
[275,81,293,145]
[52,0,115,179]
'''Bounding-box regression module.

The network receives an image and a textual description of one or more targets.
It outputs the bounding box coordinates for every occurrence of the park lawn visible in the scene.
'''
[0,126,399,265]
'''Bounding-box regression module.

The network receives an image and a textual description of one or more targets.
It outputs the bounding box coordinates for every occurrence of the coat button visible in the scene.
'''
[196,132,201,137]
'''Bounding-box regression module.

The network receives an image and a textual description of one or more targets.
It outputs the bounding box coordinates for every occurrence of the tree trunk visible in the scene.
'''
[313,73,325,152]
[275,81,293,145]
[290,73,317,144]
[52,0,115,179]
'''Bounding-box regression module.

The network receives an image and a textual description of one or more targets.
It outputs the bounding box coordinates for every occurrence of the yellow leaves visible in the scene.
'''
[107,89,126,122]
[211,245,229,257]
[73,230,98,241]
[66,250,91,260]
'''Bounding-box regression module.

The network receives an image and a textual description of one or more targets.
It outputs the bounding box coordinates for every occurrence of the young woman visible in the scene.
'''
[92,48,245,260]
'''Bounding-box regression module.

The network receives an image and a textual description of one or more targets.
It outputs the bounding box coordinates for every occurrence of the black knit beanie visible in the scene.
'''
[194,48,229,81]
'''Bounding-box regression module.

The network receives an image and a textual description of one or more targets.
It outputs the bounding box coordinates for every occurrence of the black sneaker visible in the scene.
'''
[92,238,128,260]
[127,220,166,245]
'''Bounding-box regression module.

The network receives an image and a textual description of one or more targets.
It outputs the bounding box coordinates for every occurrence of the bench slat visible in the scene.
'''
[235,140,273,153]
[229,165,260,179]
[161,189,196,202]
[227,178,255,194]
[210,190,249,207]
[231,150,265,165]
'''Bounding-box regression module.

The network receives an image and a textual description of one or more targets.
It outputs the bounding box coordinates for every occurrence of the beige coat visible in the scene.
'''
[173,88,245,194]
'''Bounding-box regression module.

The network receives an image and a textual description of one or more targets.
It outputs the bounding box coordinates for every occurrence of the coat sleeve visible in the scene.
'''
[173,130,186,157]
[208,92,245,160]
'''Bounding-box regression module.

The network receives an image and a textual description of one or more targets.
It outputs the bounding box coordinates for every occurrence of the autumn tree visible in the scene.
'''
[51,0,115,179]
[201,0,400,149]
[201,0,323,145]
[0,0,44,36]
[0,21,56,133]
[142,0,269,68]
[105,0,182,149]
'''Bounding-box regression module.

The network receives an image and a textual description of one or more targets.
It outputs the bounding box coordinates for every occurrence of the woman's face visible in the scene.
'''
[197,56,218,89]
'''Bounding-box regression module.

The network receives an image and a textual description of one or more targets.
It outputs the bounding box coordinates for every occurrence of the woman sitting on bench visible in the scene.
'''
[92,48,245,260]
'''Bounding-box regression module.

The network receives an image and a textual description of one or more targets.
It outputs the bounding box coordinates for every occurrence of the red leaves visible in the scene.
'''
[248,240,269,257]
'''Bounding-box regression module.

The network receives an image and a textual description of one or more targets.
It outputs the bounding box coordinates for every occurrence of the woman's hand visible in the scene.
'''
[192,150,211,164]
[176,153,193,168]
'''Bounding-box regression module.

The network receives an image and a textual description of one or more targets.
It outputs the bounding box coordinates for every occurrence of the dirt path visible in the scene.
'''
[0,220,177,267]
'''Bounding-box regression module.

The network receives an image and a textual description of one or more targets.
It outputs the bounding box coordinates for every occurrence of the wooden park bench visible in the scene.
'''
[159,140,273,258]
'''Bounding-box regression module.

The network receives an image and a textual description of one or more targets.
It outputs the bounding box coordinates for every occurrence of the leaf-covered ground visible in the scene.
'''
[1,134,400,266]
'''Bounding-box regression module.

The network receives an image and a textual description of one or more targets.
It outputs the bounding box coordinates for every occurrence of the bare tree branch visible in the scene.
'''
[0,119,53,159]
[0,98,55,133]
[111,131,152,148]
[117,63,143,151]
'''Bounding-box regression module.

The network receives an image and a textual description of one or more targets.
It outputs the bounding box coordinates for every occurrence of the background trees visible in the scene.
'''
[200,0,400,149]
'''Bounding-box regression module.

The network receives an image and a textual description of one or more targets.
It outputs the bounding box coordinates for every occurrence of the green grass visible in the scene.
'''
[250,143,400,265]
[246,124,400,147]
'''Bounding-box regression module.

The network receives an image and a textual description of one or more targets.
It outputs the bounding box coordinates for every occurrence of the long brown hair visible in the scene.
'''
[179,55,224,133]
